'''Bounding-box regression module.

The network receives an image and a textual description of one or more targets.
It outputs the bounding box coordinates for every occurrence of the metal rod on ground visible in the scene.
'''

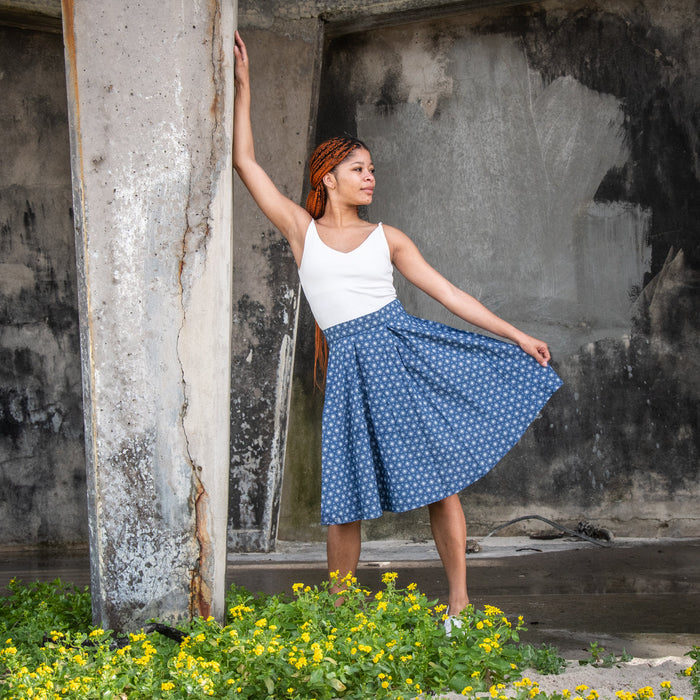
[482,515,612,547]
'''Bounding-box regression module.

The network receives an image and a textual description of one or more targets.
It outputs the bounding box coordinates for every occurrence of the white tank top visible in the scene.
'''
[298,219,397,330]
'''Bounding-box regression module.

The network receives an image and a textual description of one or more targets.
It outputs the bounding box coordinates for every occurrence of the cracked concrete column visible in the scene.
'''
[61,0,235,629]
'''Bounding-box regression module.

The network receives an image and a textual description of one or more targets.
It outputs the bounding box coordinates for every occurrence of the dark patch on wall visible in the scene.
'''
[228,227,298,547]
[0,26,87,545]
[316,32,406,141]
[375,69,404,113]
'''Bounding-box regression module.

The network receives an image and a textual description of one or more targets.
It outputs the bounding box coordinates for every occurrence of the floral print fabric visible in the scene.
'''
[320,300,562,525]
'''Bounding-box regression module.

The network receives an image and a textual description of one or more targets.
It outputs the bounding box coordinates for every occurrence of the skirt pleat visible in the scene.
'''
[320,300,562,525]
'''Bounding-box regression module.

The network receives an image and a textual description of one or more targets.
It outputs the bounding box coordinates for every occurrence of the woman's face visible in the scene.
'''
[325,147,375,206]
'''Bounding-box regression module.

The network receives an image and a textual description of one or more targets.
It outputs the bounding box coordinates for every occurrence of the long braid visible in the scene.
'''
[305,136,368,390]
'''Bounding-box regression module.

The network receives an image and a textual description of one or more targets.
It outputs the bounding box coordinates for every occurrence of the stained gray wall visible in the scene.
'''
[1,0,698,553]
[228,23,318,552]
[282,0,700,539]
[0,24,87,545]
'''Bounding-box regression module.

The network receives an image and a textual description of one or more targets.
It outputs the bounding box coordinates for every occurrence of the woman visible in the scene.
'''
[233,32,561,624]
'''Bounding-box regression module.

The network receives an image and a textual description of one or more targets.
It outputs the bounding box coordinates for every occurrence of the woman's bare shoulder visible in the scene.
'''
[381,223,418,251]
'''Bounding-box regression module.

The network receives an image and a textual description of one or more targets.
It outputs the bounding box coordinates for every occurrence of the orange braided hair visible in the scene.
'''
[305,136,368,390]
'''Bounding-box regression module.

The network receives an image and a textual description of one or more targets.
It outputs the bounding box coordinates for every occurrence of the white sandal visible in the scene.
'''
[443,606,464,637]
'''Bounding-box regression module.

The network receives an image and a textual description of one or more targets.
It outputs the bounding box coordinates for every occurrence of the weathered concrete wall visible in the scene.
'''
[283,0,700,539]
[61,0,234,628]
[228,24,319,552]
[0,24,87,545]
[1,0,697,559]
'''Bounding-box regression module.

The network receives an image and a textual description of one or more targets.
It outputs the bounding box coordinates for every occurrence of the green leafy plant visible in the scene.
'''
[0,573,526,699]
[0,577,91,647]
[683,644,699,693]
[577,641,632,668]
[0,576,692,700]
[518,643,567,675]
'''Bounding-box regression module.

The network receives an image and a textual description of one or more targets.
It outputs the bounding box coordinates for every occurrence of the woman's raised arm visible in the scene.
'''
[233,31,309,261]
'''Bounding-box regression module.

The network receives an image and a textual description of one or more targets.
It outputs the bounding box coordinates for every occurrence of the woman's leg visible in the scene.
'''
[327,520,362,597]
[428,494,469,615]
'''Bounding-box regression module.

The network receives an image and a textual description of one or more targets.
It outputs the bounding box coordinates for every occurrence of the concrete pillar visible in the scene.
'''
[61,0,235,629]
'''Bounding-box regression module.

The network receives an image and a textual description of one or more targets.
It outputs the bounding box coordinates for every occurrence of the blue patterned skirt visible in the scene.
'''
[320,299,562,525]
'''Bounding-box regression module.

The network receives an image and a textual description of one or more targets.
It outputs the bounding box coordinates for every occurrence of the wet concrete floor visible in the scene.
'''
[2,538,698,659]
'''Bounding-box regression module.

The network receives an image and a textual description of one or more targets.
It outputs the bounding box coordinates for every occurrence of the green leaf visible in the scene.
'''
[329,677,347,692]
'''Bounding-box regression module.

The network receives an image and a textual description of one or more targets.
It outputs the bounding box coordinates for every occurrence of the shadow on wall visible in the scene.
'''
[280,0,699,540]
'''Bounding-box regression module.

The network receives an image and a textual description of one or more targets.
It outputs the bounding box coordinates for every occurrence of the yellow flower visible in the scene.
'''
[381,572,398,584]
[484,605,503,616]
[406,678,413,684]
[660,682,671,689]
[576,686,590,694]
[461,687,473,695]
[161,682,175,691]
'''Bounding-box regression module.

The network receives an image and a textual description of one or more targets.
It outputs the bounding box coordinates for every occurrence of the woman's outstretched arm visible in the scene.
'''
[233,31,309,262]
[385,225,553,366]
